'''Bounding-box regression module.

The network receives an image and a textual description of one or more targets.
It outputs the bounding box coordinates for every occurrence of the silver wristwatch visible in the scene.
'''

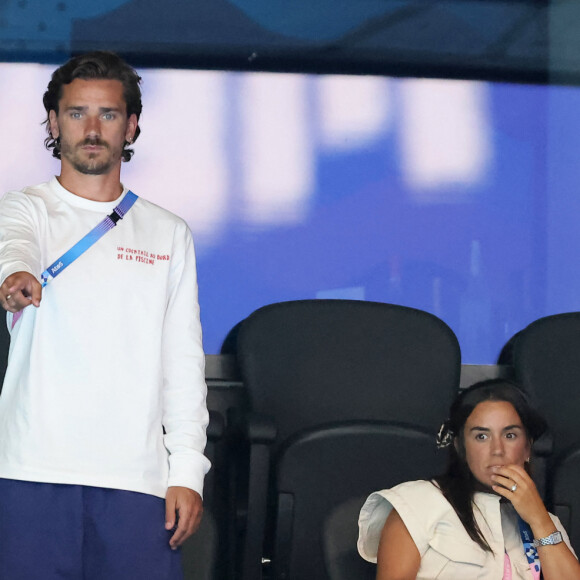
[531,531,563,548]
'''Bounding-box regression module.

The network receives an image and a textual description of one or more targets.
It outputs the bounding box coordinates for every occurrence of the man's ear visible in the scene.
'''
[49,110,59,139]
[126,114,138,143]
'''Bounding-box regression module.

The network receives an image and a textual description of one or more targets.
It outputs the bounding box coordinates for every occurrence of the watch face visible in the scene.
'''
[533,531,563,547]
[543,532,562,545]
[550,532,563,544]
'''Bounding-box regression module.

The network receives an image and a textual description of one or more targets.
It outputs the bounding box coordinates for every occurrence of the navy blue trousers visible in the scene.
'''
[0,478,183,580]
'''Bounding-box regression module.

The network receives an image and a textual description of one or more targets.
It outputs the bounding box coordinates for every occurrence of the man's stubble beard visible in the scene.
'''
[60,138,121,176]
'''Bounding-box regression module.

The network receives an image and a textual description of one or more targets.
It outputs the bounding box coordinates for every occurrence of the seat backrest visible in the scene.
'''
[236,299,461,444]
[235,300,460,580]
[551,448,580,556]
[322,496,376,580]
[511,312,580,457]
[273,423,448,580]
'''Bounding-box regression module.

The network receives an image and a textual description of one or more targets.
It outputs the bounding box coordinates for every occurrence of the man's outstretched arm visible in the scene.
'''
[0,191,43,313]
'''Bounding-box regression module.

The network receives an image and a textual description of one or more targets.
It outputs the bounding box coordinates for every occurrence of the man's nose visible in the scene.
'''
[85,116,101,136]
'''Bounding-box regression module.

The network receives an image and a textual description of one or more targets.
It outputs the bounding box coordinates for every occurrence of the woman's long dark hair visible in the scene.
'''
[432,378,547,552]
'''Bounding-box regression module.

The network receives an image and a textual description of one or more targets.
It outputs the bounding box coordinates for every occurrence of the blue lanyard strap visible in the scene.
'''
[40,191,138,287]
[517,515,541,575]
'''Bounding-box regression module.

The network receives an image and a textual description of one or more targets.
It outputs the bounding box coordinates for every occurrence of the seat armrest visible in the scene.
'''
[207,410,225,441]
[532,431,554,502]
[533,431,553,457]
[245,412,277,444]
[229,412,277,580]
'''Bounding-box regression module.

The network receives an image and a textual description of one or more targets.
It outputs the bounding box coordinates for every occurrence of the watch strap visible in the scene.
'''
[532,531,563,548]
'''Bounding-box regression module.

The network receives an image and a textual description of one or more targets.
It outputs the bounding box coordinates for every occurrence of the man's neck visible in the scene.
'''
[57,166,124,202]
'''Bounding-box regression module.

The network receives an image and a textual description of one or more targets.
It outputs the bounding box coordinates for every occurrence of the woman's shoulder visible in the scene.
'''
[358,480,450,562]
[369,479,444,506]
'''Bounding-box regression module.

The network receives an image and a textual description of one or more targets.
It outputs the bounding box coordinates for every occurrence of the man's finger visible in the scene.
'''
[27,279,42,307]
[2,291,25,313]
[6,291,33,313]
[1,294,15,313]
[165,495,176,531]
[190,507,202,534]
[169,516,191,549]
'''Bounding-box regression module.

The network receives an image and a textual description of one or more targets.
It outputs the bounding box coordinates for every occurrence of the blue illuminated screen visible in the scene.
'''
[2,64,579,363]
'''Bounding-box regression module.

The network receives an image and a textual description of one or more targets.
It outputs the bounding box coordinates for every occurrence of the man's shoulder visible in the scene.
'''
[3,180,51,196]
[134,196,190,230]
[22,181,52,193]
[1,181,52,208]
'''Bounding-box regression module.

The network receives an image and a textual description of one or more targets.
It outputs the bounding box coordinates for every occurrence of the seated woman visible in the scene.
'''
[358,378,580,579]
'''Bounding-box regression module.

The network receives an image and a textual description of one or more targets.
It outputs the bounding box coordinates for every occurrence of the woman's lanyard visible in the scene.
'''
[516,516,541,580]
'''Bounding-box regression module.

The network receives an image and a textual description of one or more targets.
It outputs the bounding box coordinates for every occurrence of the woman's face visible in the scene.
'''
[460,400,531,489]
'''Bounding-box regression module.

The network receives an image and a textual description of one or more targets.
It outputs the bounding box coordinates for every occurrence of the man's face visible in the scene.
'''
[49,78,137,176]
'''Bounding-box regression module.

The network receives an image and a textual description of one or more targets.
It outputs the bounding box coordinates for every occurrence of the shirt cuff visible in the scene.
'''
[167,452,211,498]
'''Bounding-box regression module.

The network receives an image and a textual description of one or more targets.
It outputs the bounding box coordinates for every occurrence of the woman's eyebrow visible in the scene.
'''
[468,424,523,432]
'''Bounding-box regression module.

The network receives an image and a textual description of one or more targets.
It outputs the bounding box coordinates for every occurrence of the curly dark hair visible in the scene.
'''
[42,51,142,162]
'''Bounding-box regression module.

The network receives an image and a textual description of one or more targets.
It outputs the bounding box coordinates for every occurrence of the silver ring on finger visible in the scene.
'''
[511,483,518,492]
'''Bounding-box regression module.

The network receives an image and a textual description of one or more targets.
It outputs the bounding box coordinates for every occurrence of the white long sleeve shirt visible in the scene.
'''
[0,177,210,498]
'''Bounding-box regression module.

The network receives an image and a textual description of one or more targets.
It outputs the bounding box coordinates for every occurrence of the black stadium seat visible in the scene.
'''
[228,299,461,580]
[509,312,580,556]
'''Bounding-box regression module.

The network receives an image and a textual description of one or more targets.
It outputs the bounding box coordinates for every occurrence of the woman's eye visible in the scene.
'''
[506,432,516,439]
[475,433,488,440]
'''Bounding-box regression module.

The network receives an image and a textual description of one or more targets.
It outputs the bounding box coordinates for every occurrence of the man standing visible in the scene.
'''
[0,52,209,578]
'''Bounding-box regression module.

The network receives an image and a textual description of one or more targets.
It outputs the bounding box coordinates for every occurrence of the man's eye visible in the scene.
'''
[103,113,115,120]
[71,112,82,119]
